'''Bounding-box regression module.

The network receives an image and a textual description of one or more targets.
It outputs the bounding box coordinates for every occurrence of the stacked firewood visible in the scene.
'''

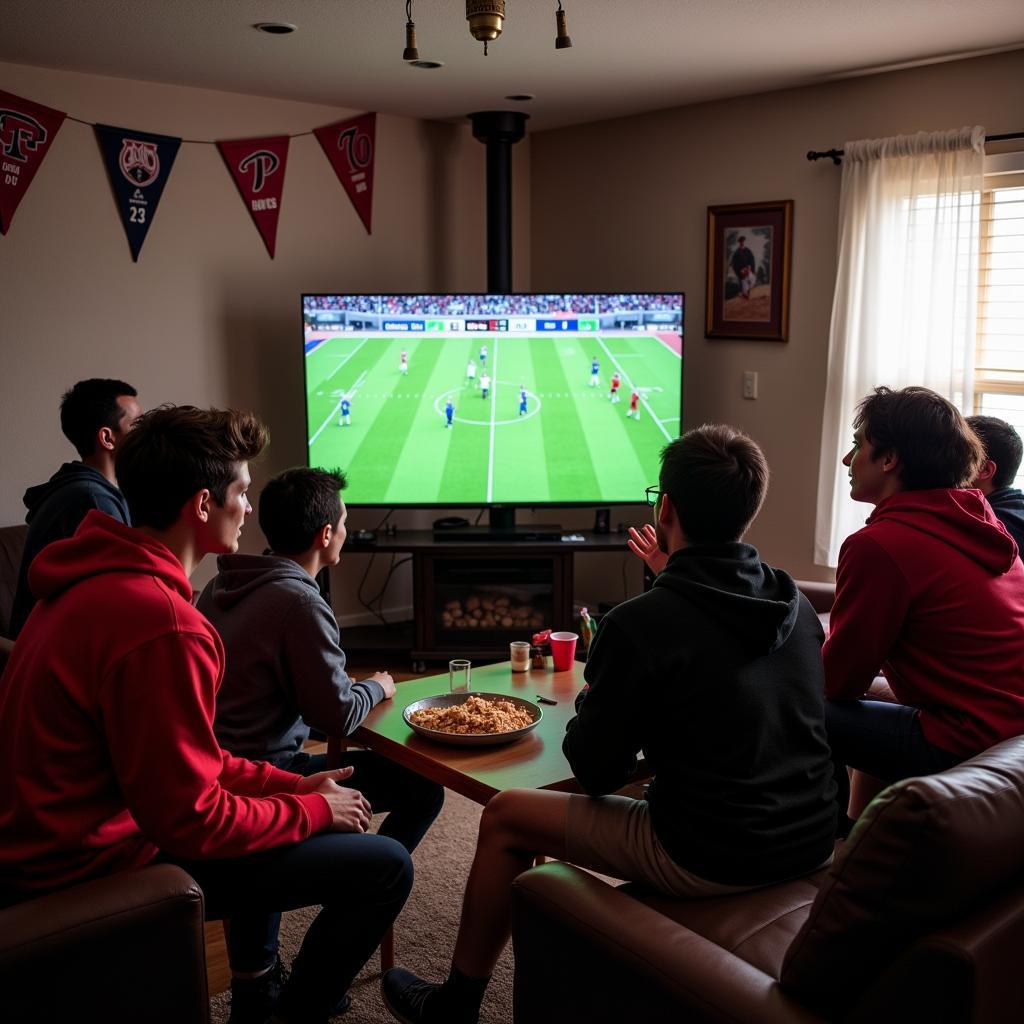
[441,594,545,630]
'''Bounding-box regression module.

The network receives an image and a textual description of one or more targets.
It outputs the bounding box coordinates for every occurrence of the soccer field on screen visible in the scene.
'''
[305,333,682,505]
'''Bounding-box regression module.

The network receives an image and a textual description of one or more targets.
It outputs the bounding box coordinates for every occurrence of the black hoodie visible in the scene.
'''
[987,486,1024,558]
[9,463,130,637]
[563,542,836,886]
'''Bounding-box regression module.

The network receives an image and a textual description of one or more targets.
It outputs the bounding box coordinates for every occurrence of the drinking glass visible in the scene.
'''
[449,659,471,694]
[510,641,530,672]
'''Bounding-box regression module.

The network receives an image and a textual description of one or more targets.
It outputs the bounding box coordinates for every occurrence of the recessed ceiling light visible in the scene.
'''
[409,59,445,69]
[505,94,535,102]
[254,22,297,35]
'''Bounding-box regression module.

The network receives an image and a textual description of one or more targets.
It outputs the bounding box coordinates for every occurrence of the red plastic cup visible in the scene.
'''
[549,631,578,671]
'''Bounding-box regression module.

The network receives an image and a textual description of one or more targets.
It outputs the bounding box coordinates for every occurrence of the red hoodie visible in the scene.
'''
[0,511,332,893]
[823,489,1024,756]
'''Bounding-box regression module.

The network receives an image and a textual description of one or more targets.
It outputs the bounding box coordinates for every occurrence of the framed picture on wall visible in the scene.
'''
[705,199,793,341]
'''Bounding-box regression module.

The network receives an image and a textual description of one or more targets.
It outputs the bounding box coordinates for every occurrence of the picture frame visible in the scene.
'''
[705,199,793,341]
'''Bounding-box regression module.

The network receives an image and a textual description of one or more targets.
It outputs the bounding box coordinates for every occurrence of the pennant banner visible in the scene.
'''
[0,90,67,235]
[217,135,289,258]
[314,113,376,234]
[95,123,181,262]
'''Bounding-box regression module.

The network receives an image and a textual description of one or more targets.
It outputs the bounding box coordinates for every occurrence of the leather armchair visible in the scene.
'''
[0,864,209,1023]
[511,736,1024,1024]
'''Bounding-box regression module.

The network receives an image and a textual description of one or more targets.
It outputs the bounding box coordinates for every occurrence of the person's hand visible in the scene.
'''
[627,524,668,575]
[297,766,373,833]
[370,671,396,699]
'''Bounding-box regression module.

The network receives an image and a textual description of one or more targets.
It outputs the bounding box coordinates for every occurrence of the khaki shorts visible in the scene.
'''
[564,794,825,898]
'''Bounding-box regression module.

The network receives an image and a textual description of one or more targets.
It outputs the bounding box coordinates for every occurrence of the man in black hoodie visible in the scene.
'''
[382,424,837,1024]
[967,415,1024,555]
[10,378,142,637]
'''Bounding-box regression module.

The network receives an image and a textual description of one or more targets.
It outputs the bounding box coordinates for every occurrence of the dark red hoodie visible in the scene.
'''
[823,489,1024,756]
[0,511,332,894]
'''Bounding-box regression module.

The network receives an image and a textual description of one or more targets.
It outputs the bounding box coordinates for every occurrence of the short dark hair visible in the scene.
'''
[259,467,347,554]
[967,415,1023,488]
[59,378,137,458]
[115,405,268,530]
[854,386,983,490]
[659,424,769,543]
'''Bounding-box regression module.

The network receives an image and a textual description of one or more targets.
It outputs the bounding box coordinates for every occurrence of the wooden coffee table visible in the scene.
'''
[345,660,590,805]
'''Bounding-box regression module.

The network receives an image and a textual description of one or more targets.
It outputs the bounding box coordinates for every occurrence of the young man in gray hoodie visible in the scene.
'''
[198,467,444,1022]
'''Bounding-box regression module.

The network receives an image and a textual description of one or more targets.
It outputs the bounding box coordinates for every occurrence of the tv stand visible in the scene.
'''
[432,525,562,543]
[339,530,627,665]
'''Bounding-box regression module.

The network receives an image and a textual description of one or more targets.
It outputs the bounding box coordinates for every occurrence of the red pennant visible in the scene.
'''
[217,135,289,258]
[0,90,67,235]
[314,113,376,234]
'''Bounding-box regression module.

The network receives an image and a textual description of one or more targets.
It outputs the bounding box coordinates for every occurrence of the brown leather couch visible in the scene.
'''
[511,736,1024,1024]
[0,864,209,1022]
[0,523,27,646]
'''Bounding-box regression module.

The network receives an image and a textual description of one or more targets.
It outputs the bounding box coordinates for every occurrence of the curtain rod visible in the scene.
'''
[806,130,1024,165]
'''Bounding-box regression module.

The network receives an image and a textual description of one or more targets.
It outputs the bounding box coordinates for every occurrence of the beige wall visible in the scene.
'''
[531,49,1024,584]
[0,61,534,618]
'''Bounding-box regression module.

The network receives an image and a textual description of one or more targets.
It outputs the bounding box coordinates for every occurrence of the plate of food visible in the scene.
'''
[403,692,543,747]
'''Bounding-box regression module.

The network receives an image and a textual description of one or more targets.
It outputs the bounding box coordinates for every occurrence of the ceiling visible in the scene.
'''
[3,0,1024,132]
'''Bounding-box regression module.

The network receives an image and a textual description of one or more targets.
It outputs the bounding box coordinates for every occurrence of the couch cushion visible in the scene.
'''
[780,735,1024,1013]
[622,867,828,978]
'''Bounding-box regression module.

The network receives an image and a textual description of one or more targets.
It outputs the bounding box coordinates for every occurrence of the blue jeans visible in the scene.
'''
[825,699,963,831]
[198,749,441,970]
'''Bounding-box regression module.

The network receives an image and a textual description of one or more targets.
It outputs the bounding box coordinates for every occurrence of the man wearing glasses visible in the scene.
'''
[382,424,836,1024]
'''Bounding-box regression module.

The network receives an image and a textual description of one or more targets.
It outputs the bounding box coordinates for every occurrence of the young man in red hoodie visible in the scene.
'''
[0,405,413,1024]
[824,386,1024,833]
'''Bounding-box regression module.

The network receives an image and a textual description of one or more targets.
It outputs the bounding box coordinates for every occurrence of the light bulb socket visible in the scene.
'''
[403,20,419,61]
[555,9,572,48]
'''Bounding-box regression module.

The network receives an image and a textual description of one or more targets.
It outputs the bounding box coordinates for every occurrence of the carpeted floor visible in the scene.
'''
[209,790,515,1024]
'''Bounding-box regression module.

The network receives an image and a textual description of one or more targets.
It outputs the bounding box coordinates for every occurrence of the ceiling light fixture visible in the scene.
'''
[461,1,573,56]
[554,1,572,49]
[402,0,419,61]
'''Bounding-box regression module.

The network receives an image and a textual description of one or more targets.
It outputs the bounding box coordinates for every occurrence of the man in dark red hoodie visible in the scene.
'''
[824,386,1024,833]
[0,406,413,1024]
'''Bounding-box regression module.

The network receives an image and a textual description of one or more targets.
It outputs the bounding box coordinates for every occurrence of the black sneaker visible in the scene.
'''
[380,967,444,1024]
[228,956,289,1024]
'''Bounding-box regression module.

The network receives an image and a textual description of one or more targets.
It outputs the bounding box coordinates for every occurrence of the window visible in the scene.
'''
[975,160,1024,489]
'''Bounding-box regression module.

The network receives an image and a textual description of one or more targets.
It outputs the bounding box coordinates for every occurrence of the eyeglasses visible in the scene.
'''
[644,486,663,507]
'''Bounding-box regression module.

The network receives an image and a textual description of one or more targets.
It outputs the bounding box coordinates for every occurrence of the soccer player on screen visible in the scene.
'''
[518,386,528,416]
[589,356,600,387]
[610,372,622,404]
[479,344,488,367]
[339,396,351,427]
[480,373,491,400]
[445,399,454,428]
[400,350,408,376]
[466,360,477,384]
[626,390,640,420]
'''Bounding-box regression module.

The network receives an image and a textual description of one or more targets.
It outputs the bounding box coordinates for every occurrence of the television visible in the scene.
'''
[302,293,683,509]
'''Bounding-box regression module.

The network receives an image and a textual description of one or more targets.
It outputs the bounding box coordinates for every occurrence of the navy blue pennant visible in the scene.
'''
[94,123,181,262]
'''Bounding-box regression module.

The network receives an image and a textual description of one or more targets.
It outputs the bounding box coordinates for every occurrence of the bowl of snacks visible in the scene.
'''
[403,692,542,746]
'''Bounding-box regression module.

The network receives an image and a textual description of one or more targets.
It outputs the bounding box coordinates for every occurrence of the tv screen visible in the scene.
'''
[302,293,683,507]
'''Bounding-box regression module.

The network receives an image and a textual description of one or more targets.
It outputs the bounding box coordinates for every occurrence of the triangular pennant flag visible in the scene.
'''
[217,135,289,258]
[313,113,376,234]
[94,123,181,262]
[0,90,67,235]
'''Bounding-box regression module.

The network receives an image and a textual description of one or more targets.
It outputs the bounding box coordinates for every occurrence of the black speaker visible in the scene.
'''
[593,508,610,534]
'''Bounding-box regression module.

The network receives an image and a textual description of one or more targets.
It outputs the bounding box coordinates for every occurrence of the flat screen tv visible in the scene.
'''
[302,293,683,508]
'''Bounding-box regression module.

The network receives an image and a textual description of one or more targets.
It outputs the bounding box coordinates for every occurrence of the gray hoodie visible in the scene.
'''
[197,553,385,766]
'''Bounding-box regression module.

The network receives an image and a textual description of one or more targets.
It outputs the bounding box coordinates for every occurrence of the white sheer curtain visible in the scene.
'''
[814,126,985,567]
